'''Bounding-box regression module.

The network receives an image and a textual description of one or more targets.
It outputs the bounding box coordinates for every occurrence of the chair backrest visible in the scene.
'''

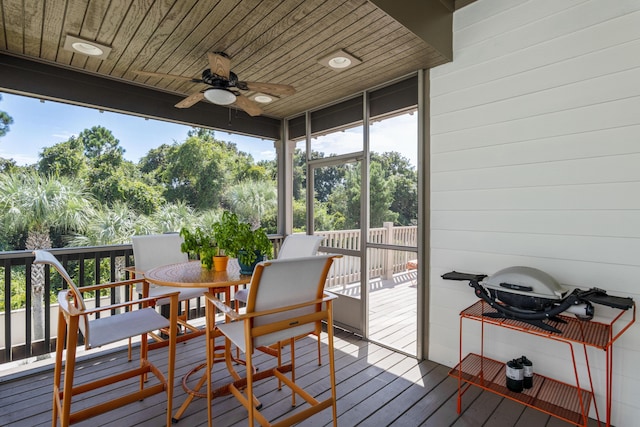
[33,250,90,339]
[131,233,188,274]
[277,234,324,259]
[246,254,336,349]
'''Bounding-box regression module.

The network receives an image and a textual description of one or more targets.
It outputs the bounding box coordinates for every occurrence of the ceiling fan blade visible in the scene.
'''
[234,95,263,116]
[175,92,205,108]
[134,70,201,83]
[208,52,231,79]
[243,82,296,96]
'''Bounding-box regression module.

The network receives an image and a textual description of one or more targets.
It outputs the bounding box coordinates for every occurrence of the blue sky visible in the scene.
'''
[0,92,276,165]
[0,91,417,167]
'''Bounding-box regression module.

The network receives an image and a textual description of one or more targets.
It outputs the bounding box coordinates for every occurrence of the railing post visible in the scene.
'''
[383,222,394,280]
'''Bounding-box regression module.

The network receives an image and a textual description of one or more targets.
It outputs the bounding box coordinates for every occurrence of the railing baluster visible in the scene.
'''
[3,259,11,363]
[25,261,32,359]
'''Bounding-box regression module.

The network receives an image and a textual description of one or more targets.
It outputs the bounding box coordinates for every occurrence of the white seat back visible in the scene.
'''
[132,233,188,273]
[246,254,335,348]
[277,234,324,259]
[131,234,188,292]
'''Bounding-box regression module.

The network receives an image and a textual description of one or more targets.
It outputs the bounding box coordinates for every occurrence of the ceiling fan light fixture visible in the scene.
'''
[63,35,111,60]
[318,49,361,71]
[204,88,236,105]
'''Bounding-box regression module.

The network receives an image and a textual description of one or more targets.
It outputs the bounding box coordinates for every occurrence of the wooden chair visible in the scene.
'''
[234,234,325,363]
[205,254,340,427]
[33,250,178,427]
[129,234,205,356]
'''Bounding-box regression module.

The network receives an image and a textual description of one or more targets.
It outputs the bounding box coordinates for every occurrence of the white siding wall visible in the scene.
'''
[429,0,640,424]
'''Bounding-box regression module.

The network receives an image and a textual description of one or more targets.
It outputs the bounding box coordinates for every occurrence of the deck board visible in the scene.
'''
[0,326,606,427]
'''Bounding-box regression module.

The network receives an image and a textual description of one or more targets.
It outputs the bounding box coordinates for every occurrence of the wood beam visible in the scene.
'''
[370,0,453,60]
[0,53,281,140]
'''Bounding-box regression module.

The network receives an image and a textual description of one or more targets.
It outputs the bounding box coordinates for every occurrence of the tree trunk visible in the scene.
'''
[26,231,52,342]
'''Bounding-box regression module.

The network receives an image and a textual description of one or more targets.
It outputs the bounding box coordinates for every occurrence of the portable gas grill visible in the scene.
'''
[442,266,634,333]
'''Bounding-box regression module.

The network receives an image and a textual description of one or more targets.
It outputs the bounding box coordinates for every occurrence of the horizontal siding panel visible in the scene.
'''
[432,66,640,134]
[432,37,640,116]
[432,210,640,239]
[432,153,640,191]
[432,3,640,94]
[431,126,640,173]
[432,229,640,266]
[432,96,640,153]
[432,182,640,210]
[452,0,527,33]
[453,0,588,52]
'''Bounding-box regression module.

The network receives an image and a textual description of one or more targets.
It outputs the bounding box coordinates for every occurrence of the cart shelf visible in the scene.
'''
[449,299,635,427]
[449,353,592,425]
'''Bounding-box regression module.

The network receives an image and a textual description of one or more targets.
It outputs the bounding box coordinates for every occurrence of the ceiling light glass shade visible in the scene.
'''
[204,88,237,105]
[328,56,351,68]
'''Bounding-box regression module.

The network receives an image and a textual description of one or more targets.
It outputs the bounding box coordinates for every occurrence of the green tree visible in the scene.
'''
[162,136,225,209]
[0,94,13,138]
[0,157,18,174]
[139,129,270,211]
[38,137,87,178]
[149,201,198,233]
[371,151,417,225]
[89,161,164,214]
[0,172,94,340]
[369,162,398,227]
[78,126,125,164]
[224,180,277,230]
[68,202,144,247]
[40,126,164,213]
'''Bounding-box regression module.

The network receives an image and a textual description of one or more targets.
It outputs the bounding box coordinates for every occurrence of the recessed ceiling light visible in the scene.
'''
[253,94,275,103]
[328,56,351,69]
[63,35,112,60]
[72,42,104,56]
[318,49,361,71]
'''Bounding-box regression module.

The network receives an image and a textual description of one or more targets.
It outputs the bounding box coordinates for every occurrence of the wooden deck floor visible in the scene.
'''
[332,269,418,356]
[0,326,602,427]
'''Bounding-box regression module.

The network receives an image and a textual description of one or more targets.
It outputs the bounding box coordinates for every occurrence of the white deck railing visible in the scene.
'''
[316,222,417,289]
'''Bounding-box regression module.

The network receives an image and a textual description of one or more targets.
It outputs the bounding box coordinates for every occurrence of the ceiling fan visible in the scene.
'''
[134,52,295,116]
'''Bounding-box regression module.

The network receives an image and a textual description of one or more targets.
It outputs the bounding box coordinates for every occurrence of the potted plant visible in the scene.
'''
[235,220,273,275]
[179,227,218,270]
[211,211,242,271]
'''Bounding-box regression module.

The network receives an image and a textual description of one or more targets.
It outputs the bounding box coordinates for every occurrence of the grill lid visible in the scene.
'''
[482,266,569,300]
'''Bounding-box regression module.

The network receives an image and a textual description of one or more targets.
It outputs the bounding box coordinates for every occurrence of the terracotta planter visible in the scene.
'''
[213,255,229,272]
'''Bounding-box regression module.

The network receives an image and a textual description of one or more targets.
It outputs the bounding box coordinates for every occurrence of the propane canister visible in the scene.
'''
[519,356,533,389]
[506,359,524,392]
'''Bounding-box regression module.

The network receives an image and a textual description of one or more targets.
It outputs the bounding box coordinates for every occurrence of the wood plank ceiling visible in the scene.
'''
[0,0,455,121]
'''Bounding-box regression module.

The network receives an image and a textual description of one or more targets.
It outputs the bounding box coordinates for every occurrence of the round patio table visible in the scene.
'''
[145,259,252,422]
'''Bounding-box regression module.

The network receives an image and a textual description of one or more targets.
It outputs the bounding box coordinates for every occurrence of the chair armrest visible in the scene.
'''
[122,266,145,278]
[203,292,241,320]
[61,291,180,317]
[323,291,338,302]
[223,295,335,322]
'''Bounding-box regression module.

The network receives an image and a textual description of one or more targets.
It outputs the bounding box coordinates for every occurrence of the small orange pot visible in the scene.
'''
[213,255,229,272]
